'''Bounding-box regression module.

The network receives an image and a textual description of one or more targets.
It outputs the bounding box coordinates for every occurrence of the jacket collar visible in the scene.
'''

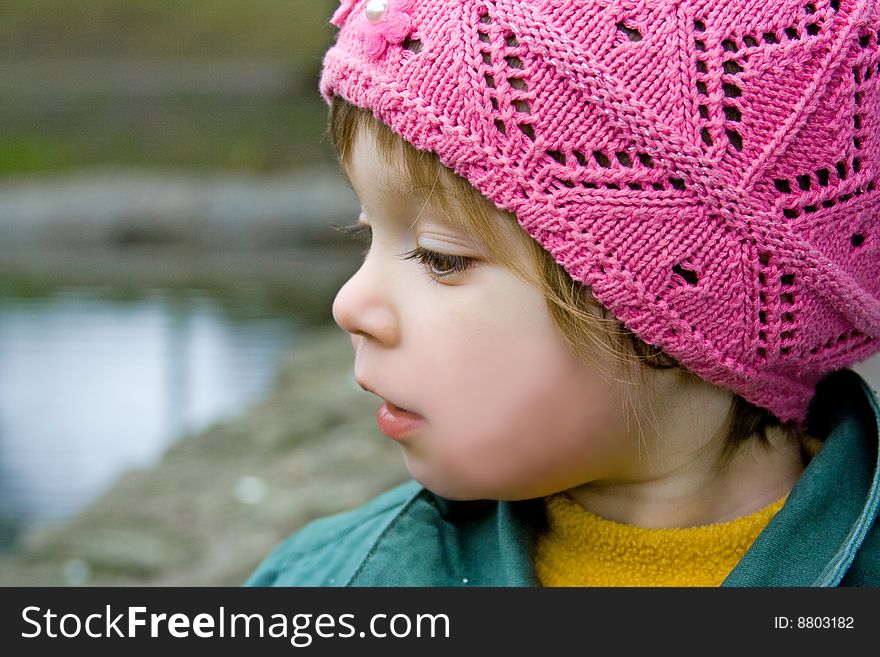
[722,368,880,586]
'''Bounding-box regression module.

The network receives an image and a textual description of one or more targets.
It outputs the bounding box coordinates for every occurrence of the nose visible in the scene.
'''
[331,253,400,346]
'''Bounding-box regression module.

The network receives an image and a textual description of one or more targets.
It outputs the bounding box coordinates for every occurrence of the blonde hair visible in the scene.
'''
[328,97,802,464]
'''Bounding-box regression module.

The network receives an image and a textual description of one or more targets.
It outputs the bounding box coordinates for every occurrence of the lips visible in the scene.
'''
[377,400,426,440]
[355,375,425,439]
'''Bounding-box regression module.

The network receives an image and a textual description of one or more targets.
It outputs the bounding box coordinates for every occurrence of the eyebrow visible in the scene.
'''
[339,161,417,199]
[340,159,460,237]
[379,177,415,197]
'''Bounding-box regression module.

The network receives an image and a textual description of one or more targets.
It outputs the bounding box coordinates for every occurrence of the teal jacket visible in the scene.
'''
[245,369,880,587]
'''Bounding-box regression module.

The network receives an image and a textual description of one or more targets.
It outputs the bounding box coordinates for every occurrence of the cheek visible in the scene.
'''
[406,292,624,499]
[448,380,620,499]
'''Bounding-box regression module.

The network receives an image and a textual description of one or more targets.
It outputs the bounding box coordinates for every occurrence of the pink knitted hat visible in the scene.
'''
[320,0,880,429]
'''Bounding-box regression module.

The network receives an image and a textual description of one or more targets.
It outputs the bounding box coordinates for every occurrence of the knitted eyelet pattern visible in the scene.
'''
[321,0,880,428]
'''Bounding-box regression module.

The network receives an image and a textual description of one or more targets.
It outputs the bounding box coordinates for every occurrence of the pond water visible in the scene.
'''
[0,286,304,542]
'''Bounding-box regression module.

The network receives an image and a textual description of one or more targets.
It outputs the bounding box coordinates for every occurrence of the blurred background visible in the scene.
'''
[0,0,409,585]
[1,1,878,586]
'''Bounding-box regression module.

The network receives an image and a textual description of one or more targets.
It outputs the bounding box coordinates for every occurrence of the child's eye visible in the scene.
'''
[332,220,475,281]
[399,247,476,281]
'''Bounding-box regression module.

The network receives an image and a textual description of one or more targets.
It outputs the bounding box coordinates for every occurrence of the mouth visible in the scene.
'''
[377,398,426,441]
[356,377,421,417]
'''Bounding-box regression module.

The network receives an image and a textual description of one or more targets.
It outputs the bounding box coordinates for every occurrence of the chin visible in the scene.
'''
[405,465,483,501]
[410,475,475,501]
[403,453,536,501]
[416,472,572,502]
[406,468,519,501]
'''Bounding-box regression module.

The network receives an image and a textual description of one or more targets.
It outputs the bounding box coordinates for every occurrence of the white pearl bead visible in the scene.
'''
[365,0,389,24]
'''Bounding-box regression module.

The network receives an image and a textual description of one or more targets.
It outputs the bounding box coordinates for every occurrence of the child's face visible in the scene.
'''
[332,129,631,501]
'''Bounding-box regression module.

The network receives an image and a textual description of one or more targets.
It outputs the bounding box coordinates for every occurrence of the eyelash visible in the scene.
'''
[332,221,476,281]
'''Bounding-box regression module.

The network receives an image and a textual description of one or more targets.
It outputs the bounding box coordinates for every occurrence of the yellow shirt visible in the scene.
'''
[535,435,824,587]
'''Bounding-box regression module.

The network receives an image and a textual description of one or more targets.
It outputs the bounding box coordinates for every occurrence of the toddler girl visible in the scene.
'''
[247,0,880,586]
